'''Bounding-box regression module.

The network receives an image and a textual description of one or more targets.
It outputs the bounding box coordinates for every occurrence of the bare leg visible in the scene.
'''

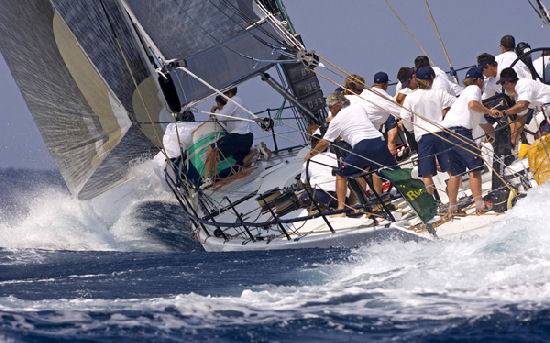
[447,175,462,214]
[204,147,219,178]
[510,116,527,148]
[469,170,484,212]
[336,175,348,210]
[372,174,383,195]
[422,176,436,195]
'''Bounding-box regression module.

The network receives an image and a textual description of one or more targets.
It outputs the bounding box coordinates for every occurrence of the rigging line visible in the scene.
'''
[383,0,431,58]
[312,66,515,189]
[175,66,259,120]
[182,6,297,66]
[208,0,291,50]
[215,0,290,47]
[255,1,305,50]
[303,64,515,189]
[423,0,456,79]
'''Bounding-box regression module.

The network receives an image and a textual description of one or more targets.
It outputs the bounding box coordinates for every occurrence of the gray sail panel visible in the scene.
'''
[125,0,286,104]
[0,0,163,200]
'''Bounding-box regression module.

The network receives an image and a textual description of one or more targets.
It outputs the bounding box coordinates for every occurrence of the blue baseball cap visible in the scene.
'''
[415,66,435,80]
[373,71,389,84]
[465,66,483,79]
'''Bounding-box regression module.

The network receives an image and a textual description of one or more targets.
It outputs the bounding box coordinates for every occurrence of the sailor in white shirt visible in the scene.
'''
[395,67,418,105]
[497,67,550,146]
[414,56,463,97]
[343,72,401,195]
[495,35,531,79]
[305,92,397,213]
[153,111,199,184]
[299,133,341,209]
[533,49,550,83]
[344,72,401,150]
[205,87,255,179]
[400,66,456,195]
[442,66,502,216]
[477,53,502,100]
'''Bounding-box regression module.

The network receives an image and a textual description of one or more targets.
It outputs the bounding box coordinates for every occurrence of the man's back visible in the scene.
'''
[401,88,456,139]
[496,51,531,78]
[300,152,339,192]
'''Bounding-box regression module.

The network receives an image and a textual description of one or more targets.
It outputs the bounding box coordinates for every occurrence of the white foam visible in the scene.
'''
[3,184,547,326]
[0,159,175,252]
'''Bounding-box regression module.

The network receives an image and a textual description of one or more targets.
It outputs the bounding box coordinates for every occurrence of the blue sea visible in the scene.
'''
[2,164,550,342]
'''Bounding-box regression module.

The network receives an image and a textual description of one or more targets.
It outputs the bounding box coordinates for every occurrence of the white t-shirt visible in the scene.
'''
[496,51,532,79]
[216,96,252,134]
[346,87,401,130]
[323,103,382,147]
[433,66,463,97]
[515,78,550,108]
[400,88,456,140]
[533,55,550,82]
[482,76,500,100]
[163,122,201,159]
[300,152,338,193]
[443,85,487,130]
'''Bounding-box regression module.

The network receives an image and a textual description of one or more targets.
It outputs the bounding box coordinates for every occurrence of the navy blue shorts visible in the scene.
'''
[215,132,253,164]
[417,133,450,177]
[445,127,484,176]
[336,138,397,177]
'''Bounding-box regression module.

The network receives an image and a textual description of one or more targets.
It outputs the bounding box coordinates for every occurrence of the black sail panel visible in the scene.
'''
[125,0,286,104]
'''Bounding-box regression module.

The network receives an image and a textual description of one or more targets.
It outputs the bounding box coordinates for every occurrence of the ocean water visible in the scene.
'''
[1,164,550,342]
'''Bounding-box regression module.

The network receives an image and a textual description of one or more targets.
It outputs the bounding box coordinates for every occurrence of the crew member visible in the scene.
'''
[343,73,400,195]
[395,67,418,105]
[212,87,254,165]
[414,55,463,96]
[299,133,341,211]
[400,66,456,195]
[497,67,550,146]
[495,34,531,79]
[305,92,397,215]
[442,66,501,217]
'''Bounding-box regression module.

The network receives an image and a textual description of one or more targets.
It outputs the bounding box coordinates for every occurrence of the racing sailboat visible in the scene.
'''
[0,0,548,252]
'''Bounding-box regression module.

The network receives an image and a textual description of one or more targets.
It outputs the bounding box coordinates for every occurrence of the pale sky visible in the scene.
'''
[0,0,548,169]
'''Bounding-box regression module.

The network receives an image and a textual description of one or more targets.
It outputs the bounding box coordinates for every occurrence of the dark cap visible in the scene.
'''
[465,66,483,79]
[477,53,497,68]
[500,35,516,51]
[414,55,430,69]
[416,66,435,80]
[497,67,518,84]
[176,110,195,122]
[374,71,389,84]
[397,67,415,84]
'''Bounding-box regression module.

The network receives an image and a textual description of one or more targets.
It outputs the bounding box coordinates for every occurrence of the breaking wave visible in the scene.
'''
[0,161,196,252]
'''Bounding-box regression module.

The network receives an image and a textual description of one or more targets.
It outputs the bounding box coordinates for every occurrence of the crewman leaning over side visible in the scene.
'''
[343,72,401,195]
[305,92,397,216]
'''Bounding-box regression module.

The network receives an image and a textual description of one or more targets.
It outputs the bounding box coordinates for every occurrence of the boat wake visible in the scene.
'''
[0,161,198,252]
[0,184,550,341]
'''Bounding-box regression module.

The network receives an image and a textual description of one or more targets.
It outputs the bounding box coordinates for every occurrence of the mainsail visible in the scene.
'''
[0,0,324,200]
[124,0,289,104]
[0,0,165,200]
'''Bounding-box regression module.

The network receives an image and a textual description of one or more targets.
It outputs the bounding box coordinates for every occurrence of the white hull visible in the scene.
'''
[190,144,529,253]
